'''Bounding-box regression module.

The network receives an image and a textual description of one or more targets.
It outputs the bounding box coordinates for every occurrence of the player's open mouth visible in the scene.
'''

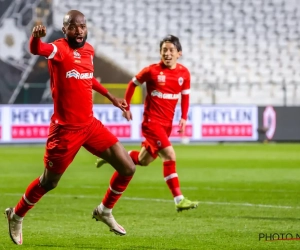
[76,36,83,43]
[164,58,172,63]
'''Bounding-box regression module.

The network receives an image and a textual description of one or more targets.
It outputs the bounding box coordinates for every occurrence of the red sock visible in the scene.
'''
[163,161,182,197]
[102,171,133,209]
[14,177,47,217]
[129,151,140,165]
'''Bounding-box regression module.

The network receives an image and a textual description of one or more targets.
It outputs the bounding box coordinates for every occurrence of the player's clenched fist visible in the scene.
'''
[32,25,46,38]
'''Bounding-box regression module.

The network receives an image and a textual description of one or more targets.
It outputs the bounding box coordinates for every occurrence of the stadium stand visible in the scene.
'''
[0,0,53,104]
[1,0,299,105]
[51,0,300,105]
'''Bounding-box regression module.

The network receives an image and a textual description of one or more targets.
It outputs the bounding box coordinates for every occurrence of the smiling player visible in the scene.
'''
[96,35,198,212]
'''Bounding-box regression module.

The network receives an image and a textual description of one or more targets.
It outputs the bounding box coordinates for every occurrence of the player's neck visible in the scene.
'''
[167,63,177,70]
[161,61,177,70]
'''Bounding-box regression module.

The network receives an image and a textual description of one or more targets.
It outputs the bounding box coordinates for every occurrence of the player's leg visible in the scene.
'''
[134,146,155,166]
[139,121,186,205]
[95,147,154,168]
[83,119,135,235]
[128,120,162,166]
[96,143,156,169]
[140,121,196,210]
[159,143,198,212]
[95,122,157,168]
[5,123,82,245]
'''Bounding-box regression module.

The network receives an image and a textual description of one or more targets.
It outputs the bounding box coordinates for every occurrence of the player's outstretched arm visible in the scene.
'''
[105,92,128,112]
[91,78,127,112]
[92,77,109,95]
[29,25,54,57]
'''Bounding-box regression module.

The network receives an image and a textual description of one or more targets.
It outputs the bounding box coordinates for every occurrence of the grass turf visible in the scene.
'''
[0,143,300,249]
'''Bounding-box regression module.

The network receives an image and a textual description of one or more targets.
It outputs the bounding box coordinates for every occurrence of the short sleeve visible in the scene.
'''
[132,66,150,86]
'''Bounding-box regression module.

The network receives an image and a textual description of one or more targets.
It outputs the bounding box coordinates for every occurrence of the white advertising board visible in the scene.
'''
[199,106,258,141]
[0,105,258,143]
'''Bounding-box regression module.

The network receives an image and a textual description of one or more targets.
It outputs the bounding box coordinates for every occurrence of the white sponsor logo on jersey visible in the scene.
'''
[151,90,180,100]
[66,69,93,79]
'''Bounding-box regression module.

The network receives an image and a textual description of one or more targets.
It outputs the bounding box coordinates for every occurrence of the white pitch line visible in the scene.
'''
[0,184,298,193]
[78,186,198,190]
[30,185,298,193]
[121,197,300,209]
[2,193,300,210]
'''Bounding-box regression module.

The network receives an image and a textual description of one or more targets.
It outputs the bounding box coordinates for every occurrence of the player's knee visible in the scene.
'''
[139,158,151,166]
[40,179,59,191]
[161,153,176,162]
[120,162,136,176]
[159,146,176,161]
[166,156,176,161]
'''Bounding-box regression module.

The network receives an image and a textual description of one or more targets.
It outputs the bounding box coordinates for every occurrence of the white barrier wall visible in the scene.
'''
[0,105,258,143]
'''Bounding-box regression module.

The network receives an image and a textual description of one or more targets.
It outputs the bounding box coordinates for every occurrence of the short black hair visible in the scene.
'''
[159,35,182,52]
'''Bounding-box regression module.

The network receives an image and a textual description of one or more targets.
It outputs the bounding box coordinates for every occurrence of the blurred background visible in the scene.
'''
[0,0,300,143]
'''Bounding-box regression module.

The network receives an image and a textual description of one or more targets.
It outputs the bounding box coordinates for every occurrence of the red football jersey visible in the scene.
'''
[47,39,94,126]
[133,61,190,125]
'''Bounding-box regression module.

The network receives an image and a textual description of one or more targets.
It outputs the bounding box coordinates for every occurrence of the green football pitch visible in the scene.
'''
[0,144,300,250]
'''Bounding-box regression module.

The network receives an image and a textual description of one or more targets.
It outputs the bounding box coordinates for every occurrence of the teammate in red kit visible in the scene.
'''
[5,10,135,245]
[96,35,198,211]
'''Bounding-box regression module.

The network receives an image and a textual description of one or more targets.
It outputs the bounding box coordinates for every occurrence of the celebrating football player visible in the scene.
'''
[96,35,198,212]
[5,10,136,245]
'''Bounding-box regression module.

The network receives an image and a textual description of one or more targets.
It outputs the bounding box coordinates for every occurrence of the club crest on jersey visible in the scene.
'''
[73,50,81,58]
[178,77,184,86]
[66,69,93,79]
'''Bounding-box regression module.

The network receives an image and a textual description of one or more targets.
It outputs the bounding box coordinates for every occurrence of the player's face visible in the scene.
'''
[64,14,87,49]
[160,42,181,69]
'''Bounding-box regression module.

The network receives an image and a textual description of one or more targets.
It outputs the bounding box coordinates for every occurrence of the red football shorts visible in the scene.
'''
[141,119,172,159]
[44,117,118,174]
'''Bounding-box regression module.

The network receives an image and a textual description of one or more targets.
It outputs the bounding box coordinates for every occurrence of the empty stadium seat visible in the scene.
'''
[31,0,300,105]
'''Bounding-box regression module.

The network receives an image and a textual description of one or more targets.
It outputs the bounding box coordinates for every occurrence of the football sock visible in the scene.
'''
[14,177,47,218]
[128,150,140,165]
[98,203,112,214]
[101,171,133,209]
[163,161,183,202]
[174,195,184,205]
